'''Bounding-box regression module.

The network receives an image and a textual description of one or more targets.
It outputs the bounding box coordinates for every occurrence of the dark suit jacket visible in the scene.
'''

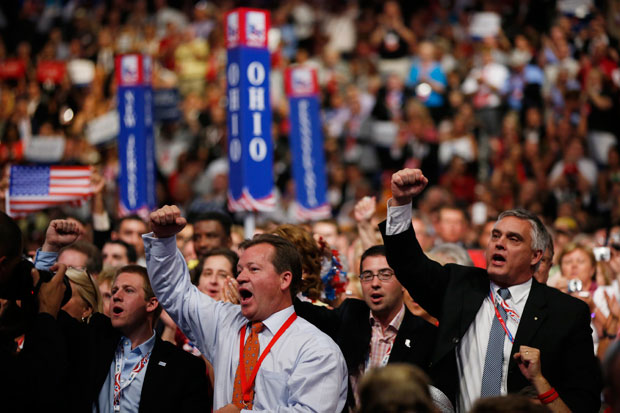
[380,222,602,412]
[58,312,210,413]
[295,297,437,407]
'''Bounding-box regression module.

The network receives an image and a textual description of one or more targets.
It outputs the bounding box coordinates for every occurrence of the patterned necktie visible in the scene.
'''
[232,322,264,409]
[480,287,511,397]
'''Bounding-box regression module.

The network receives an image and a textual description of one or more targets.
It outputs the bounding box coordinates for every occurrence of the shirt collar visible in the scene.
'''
[369,304,406,332]
[260,305,295,336]
[120,331,156,356]
[490,278,532,306]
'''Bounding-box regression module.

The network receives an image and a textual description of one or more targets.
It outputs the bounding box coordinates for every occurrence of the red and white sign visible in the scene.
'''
[225,8,270,49]
[0,59,26,80]
[285,66,319,97]
[115,54,152,87]
[37,61,66,84]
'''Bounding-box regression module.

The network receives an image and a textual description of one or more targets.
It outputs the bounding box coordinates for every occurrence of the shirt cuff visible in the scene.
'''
[34,249,58,271]
[142,232,177,257]
[386,199,412,236]
[92,211,110,231]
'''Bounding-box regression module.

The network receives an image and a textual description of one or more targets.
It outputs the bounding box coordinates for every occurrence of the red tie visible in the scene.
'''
[232,322,264,409]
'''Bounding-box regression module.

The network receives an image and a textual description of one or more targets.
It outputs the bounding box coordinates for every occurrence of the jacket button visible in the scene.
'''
[452,337,459,344]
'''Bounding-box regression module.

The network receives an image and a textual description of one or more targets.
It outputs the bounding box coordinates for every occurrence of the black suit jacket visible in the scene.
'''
[380,222,601,412]
[58,312,210,413]
[295,297,437,407]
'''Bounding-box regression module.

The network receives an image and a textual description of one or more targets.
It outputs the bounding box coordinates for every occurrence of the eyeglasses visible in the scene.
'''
[359,269,395,283]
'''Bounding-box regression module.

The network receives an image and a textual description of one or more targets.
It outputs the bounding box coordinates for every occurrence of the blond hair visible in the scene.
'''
[65,267,102,320]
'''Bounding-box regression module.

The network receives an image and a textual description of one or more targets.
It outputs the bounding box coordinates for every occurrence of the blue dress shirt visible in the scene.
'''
[143,233,348,412]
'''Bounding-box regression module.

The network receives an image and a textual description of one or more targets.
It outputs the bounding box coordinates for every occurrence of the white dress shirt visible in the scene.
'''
[143,233,348,412]
[386,201,531,412]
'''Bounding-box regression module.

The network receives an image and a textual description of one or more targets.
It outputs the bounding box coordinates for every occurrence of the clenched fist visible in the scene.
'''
[42,220,81,252]
[150,205,187,238]
[391,168,428,206]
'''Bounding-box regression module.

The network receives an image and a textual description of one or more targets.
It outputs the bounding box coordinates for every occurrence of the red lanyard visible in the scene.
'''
[113,345,151,412]
[238,312,297,403]
[489,290,514,343]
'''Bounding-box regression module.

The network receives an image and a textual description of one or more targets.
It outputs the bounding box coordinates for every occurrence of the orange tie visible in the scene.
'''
[232,322,264,409]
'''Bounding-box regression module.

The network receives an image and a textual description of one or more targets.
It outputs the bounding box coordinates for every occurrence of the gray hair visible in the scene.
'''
[428,243,473,266]
[496,209,550,271]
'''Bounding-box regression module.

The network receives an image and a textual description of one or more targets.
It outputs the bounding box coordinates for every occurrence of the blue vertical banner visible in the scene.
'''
[116,54,157,217]
[286,66,330,220]
[225,8,275,212]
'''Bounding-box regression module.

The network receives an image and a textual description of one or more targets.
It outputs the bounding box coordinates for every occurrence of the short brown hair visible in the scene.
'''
[241,234,302,297]
[113,265,162,320]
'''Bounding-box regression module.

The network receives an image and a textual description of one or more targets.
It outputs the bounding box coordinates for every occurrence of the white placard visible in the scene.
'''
[24,136,66,162]
[469,12,501,39]
[86,110,119,145]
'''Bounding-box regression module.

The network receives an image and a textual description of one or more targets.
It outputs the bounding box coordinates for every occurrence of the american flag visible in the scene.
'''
[6,165,94,217]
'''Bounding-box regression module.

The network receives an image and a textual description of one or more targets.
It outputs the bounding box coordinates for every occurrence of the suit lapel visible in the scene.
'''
[139,337,165,413]
[509,280,547,373]
[459,275,489,338]
[390,310,416,362]
[511,280,547,350]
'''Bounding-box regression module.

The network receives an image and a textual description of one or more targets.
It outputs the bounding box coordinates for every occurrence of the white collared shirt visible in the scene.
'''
[456,279,531,411]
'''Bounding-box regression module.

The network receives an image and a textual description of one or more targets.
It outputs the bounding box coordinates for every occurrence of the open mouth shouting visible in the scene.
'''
[490,253,506,266]
[238,287,254,306]
[112,304,124,317]
[369,292,384,305]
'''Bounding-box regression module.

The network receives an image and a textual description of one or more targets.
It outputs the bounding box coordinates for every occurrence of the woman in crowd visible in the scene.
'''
[193,248,239,300]
[62,267,102,323]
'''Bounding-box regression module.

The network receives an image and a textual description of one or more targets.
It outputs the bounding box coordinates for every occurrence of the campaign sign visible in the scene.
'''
[36,61,67,84]
[225,8,269,49]
[115,54,156,217]
[225,8,275,212]
[0,59,26,80]
[286,66,330,220]
[154,88,181,122]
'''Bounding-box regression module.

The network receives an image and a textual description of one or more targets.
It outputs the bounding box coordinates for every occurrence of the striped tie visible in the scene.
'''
[480,288,511,397]
[232,322,264,409]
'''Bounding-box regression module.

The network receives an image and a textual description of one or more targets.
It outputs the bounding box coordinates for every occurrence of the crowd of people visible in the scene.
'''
[2,0,620,412]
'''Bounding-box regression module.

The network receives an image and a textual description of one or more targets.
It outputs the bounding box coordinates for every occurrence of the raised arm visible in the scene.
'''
[381,169,449,317]
[144,205,238,361]
[35,219,81,270]
[390,168,429,207]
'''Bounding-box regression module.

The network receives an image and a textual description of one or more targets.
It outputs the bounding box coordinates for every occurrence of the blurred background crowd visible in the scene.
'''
[2,0,620,368]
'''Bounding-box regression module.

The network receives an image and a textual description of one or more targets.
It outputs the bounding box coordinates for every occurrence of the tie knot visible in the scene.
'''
[498,288,510,300]
[251,322,264,334]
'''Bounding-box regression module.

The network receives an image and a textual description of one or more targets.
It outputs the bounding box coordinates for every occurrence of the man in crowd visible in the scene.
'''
[0,213,68,412]
[295,245,437,409]
[57,240,103,276]
[190,211,233,260]
[435,206,469,246]
[144,205,348,412]
[382,168,601,412]
[533,236,554,284]
[112,215,150,266]
[102,239,137,268]
[35,221,211,413]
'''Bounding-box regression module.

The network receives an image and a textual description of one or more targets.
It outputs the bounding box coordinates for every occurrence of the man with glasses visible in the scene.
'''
[295,245,437,410]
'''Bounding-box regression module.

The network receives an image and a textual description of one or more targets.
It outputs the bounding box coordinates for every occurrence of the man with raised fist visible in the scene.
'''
[143,205,348,413]
[381,168,601,412]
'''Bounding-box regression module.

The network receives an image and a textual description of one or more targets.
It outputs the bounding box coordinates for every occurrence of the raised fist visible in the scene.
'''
[391,168,428,206]
[149,205,187,239]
